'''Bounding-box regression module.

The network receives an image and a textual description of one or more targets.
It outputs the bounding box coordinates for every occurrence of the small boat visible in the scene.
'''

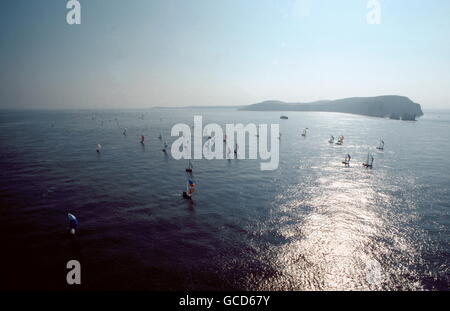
[162,141,169,153]
[376,139,384,151]
[342,154,351,166]
[363,153,374,169]
[158,133,162,140]
[301,128,308,137]
[280,115,288,120]
[185,160,193,173]
[123,128,127,136]
[335,135,344,145]
[182,178,196,200]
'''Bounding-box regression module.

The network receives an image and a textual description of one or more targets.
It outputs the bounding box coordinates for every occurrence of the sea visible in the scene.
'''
[0,108,448,290]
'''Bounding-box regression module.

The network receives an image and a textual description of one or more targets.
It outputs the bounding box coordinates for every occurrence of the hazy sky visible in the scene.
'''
[1,0,449,109]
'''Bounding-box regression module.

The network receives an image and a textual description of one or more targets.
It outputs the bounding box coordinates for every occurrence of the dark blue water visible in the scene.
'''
[0,109,448,290]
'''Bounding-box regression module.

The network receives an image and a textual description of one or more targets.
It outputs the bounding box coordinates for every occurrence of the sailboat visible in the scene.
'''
[183,177,196,200]
[162,141,168,153]
[301,128,308,137]
[376,139,384,151]
[335,135,344,145]
[342,154,351,166]
[96,144,102,153]
[158,133,162,140]
[186,160,193,173]
[140,135,145,144]
[68,213,78,235]
[328,135,335,144]
[363,153,374,169]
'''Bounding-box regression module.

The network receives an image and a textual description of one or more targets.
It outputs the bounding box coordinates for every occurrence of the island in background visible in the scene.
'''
[240,96,423,120]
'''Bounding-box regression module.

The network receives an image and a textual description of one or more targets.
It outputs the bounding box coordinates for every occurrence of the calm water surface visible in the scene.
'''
[0,109,449,290]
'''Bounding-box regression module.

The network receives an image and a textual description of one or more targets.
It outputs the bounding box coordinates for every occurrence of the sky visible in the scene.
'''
[0,0,449,109]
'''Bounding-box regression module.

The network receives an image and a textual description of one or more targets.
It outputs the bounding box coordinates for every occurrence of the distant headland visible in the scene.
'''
[240,96,423,120]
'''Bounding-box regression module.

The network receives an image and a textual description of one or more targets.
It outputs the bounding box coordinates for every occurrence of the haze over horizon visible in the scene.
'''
[1,0,449,110]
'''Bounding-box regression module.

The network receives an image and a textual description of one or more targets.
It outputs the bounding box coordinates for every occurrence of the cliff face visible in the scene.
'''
[240,96,424,119]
